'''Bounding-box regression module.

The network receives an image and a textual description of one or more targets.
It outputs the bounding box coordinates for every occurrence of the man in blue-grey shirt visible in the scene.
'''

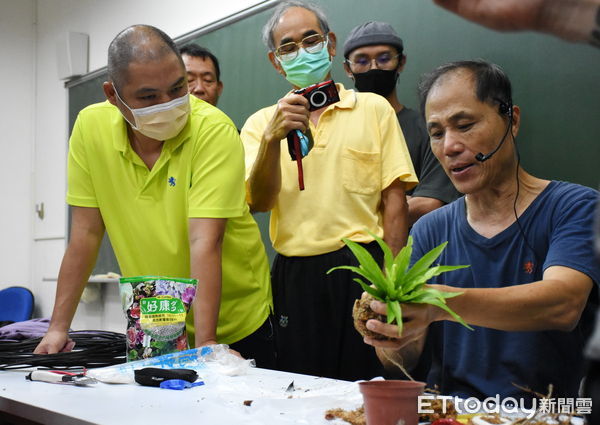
[363,60,599,402]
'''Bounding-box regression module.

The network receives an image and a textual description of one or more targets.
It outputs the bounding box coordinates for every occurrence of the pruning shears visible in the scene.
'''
[26,369,97,386]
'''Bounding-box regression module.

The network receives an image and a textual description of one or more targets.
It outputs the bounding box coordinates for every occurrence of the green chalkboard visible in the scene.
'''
[68,0,600,274]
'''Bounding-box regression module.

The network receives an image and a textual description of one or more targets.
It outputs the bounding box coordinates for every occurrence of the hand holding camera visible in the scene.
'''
[286,80,340,190]
[265,95,310,144]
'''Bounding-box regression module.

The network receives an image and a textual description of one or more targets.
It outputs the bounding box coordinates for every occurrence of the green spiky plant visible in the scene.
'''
[328,234,473,338]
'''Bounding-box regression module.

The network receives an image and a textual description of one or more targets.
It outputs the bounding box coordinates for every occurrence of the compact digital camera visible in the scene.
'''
[294,79,340,111]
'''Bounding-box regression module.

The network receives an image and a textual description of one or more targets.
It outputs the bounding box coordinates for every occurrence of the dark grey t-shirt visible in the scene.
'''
[397,107,459,204]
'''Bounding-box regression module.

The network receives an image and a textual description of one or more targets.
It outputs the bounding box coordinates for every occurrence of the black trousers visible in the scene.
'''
[272,242,385,381]
[229,315,276,370]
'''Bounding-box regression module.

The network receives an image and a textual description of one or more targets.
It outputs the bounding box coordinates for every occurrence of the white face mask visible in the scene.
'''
[113,84,190,140]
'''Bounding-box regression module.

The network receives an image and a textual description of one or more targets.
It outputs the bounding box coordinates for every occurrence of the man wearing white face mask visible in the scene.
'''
[35,25,275,368]
[241,1,418,381]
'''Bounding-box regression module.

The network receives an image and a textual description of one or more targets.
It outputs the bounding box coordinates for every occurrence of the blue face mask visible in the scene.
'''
[279,43,332,88]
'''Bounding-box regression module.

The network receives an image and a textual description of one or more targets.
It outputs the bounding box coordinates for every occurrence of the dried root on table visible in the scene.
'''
[510,383,578,425]
[419,390,458,423]
[324,405,365,425]
[468,384,580,425]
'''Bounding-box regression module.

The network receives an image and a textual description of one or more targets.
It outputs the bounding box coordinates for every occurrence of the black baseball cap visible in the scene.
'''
[343,21,404,58]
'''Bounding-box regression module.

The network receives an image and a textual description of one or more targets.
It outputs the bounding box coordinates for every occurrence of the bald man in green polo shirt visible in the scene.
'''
[34,25,275,368]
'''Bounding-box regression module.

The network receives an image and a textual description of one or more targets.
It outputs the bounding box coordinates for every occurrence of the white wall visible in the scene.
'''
[0,0,263,331]
[0,0,35,289]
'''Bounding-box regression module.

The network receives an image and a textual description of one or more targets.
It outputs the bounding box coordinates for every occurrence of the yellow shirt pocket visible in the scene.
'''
[341,148,380,195]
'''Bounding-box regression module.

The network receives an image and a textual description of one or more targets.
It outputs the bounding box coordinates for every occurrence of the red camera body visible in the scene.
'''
[294,79,340,111]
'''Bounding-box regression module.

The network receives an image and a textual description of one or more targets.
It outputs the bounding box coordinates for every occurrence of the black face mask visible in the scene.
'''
[352,69,398,97]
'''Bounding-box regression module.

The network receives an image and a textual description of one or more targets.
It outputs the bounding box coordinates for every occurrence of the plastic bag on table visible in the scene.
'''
[202,343,256,377]
[88,344,253,384]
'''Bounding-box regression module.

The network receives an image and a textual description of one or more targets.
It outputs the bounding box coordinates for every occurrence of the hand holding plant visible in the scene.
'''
[328,234,473,339]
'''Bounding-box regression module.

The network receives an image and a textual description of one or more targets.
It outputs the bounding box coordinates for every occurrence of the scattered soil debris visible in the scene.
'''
[325,406,365,425]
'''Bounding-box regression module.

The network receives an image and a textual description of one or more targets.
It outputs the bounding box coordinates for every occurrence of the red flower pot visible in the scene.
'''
[359,380,426,425]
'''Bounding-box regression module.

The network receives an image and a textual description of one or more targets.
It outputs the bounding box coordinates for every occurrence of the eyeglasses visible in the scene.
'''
[346,53,400,73]
[275,33,328,62]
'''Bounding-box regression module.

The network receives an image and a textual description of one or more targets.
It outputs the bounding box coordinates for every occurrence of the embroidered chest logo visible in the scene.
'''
[168,176,176,187]
[523,261,535,274]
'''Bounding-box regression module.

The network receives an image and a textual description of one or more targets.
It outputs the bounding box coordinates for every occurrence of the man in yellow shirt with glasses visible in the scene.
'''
[241,0,417,380]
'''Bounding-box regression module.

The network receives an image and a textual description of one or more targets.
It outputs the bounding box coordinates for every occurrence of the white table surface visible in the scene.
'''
[0,367,363,425]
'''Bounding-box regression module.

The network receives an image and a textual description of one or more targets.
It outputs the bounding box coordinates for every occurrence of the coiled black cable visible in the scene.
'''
[0,330,126,370]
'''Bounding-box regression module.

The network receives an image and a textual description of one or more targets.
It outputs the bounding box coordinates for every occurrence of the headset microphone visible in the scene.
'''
[475,101,513,162]
[475,140,505,162]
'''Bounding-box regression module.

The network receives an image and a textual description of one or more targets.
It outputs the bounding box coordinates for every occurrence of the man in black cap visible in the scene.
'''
[343,22,458,226]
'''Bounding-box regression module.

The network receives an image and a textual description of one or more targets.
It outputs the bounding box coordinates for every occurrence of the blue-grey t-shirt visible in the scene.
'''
[410,180,600,401]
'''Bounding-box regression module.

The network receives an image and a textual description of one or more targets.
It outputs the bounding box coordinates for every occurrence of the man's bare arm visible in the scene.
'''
[435,266,593,332]
[364,265,593,373]
[189,217,227,347]
[407,196,444,226]
[247,94,309,212]
[381,179,409,256]
[34,206,105,354]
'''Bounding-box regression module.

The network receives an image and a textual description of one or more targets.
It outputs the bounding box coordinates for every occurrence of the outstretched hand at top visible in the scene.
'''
[433,0,547,32]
